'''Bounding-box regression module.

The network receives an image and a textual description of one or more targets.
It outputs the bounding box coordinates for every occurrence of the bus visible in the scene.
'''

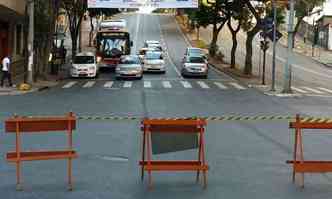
[95,27,132,69]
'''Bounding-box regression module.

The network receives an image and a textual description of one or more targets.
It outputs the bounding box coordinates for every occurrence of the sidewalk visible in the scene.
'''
[279,30,332,67]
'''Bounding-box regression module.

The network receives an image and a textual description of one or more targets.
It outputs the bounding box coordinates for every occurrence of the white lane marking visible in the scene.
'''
[180,81,192,88]
[197,81,210,89]
[301,87,324,94]
[123,81,133,88]
[214,82,228,89]
[317,87,332,94]
[104,81,114,88]
[291,87,309,94]
[62,81,77,88]
[162,81,172,88]
[229,82,246,90]
[82,81,96,88]
[144,81,152,88]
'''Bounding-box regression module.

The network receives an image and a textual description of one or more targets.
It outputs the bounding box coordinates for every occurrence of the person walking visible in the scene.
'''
[1,55,13,87]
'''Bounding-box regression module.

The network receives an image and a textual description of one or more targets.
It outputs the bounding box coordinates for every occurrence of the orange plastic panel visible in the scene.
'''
[287,160,332,173]
[6,150,77,162]
[5,117,76,133]
[139,161,209,171]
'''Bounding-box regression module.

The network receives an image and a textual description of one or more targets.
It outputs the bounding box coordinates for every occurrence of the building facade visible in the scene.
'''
[0,0,27,78]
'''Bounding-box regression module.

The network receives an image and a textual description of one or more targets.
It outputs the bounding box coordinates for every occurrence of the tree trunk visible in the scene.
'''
[196,26,200,41]
[89,16,94,47]
[230,32,238,68]
[209,24,219,57]
[71,34,77,59]
[292,16,304,48]
[244,25,260,75]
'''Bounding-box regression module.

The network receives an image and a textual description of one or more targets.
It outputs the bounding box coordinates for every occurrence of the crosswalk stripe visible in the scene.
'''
[214,82,228,89]
[180,81,192,88]
[317,87,332,94]
[301,87,324,94]
[62,81,77,88]
[162,81,172,88]
[229,82,246,90]
[144,81,152,88]
[197,81,210,89]
[123,81,133,88]
[82,81,96,88]
[291,87,308,93]
[103,81,114,88]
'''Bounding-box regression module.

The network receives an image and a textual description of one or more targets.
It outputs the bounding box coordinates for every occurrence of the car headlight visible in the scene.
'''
[116,67,121,71]
[89,66,96,70]
[97,56,102,63]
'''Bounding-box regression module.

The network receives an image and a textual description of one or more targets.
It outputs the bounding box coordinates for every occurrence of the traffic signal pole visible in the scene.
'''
[282,0,295,93]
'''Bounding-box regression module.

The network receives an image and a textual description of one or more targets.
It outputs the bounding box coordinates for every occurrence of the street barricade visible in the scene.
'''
[5,112,77,190]
[139,118,209,189]
[286,114,332,188]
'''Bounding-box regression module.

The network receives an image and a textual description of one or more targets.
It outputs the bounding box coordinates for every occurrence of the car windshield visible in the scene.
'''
[145,52,162,60]
[74,56,94,64]
[121,57,140,65]
[189,57,205,63]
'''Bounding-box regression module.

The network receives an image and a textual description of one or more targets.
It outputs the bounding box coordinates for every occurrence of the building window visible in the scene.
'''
[16,24,22,55]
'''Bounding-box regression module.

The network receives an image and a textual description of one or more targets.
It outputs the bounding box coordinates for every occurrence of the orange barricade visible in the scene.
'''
[287,114,332,188]
[139,118,209,189]
[5,112,77,191]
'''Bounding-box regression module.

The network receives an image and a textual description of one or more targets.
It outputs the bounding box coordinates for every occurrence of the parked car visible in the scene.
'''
[143,51,165,73]
[116,55,143,79]
[99,19,127,30]
[181,56,208,78]
[70,52,98,78]
[183,47,208,61]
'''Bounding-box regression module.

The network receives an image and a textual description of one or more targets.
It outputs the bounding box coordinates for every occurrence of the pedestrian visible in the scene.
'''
[1,54,13,87]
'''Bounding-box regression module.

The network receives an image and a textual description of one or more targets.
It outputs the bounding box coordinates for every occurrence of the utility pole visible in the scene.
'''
[271,0,277,91]
[27,0,34,83]
[282,0,295,93]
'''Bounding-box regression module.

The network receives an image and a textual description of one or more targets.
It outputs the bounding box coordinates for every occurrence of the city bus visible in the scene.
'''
[95,27,132,69]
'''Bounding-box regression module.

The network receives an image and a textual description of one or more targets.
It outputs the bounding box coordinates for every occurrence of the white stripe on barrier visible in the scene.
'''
[301,87,324,94]
[317,87,332,94]
[291,87,309,93]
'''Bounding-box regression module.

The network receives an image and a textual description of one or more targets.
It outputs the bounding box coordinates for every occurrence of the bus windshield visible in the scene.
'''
[99,38,128,58]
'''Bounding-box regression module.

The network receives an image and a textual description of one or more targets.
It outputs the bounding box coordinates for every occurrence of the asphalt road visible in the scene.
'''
[1,13,332,199]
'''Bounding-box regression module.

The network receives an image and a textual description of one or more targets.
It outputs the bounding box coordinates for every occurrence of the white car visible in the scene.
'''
[71,52,98,78]
[144,40,160,47]
[143,51,165,73]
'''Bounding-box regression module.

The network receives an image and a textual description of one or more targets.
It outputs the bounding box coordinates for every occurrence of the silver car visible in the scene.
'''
[143,51,165,73]
[116,55,143,79]
[181,56,208,78]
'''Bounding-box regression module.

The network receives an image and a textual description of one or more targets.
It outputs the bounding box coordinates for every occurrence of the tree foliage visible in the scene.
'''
[62,0,87,58]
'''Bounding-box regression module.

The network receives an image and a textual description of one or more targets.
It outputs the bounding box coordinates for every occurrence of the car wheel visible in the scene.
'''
[116,76,121,80]
[203,75,208,79]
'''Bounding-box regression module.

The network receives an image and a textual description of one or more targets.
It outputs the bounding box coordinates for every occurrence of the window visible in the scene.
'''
[16,24,22,55]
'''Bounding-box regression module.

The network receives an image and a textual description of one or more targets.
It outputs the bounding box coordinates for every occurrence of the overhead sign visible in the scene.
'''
[88,0,198,8]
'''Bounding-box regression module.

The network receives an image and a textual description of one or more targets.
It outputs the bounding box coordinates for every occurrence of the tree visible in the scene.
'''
[62,0,87,59]
[242,0,284,75]
[34,0,59,80]
[226,1,250,68]
[293,0,324,47]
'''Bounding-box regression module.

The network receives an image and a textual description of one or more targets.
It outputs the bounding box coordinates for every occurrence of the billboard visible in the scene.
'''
[88,0,198,8]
